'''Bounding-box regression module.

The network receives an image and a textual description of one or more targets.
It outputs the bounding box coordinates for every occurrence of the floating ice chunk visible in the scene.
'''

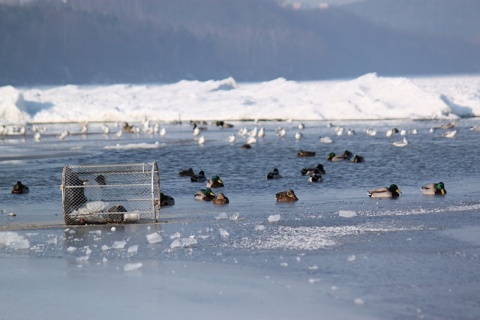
[85,247,92,255]
[89,230,102,235]
[76,255,89,262]
[146,232,163,244]
[170,232,181,239]
[102,257,108,263]
[170,237,198,249]
[112,241,127,249]
[127,245,139,254]
[111,227,116,232]
[67,246,77,252]
[354,298,365,305]
[101,245,110,251]
[309,265,319,270]
[308,278,321,284]
[47,237,58,245]
[215,212,228,220]
[219,228,229,237]
[268,214,280,222]
[124,262,143,271]
[229,212,239,221]
[280,262,288,267]
[254,225,266,231]
[347,255,356,262]
[339,210,357,218]
[0,232,30,249]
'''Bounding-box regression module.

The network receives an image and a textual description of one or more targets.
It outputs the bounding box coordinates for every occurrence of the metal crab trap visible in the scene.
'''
[61,162,160,225]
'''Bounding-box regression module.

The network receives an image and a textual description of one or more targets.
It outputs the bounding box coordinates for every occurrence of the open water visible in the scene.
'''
[1,118,479,319]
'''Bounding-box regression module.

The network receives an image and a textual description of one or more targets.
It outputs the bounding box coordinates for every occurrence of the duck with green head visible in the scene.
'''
[368,184,401,198]
[207,175,224,188]
[421,182,447,195]
[194,188,215,201]
[327,150,353,162]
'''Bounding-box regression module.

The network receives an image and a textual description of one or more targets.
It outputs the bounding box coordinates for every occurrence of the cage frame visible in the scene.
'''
[61,162,160,225]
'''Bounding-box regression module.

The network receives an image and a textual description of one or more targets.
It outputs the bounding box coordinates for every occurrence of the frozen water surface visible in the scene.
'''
[1,75,480,319]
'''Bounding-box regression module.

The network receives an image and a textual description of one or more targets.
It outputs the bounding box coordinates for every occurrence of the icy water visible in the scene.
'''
[1,119,480,320]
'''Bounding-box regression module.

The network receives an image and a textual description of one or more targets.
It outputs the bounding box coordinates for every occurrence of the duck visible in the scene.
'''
[319,136,333,144]
[122,121,135,133]
[194,188,215,201]
[159,193,175,206]
[392,137,408,147]
[276,189,298,202]
[241,143,252,149]
[178,168,195,177]
[352,155,365,163]
[327,150,353,161]
[386,128,399,137]
[421,182,447,196]
[190,170,207,183]
[11,181,29,194]
[297,150,316,157]
[207,175,224,188]
[301,164,325,176]
[308,174,323,183]
[442,130,457,138]
[266,168,282,179]
[368,184,401,198]
[212,193,229,205]
[215,121,234,128]
[95,175,107,186]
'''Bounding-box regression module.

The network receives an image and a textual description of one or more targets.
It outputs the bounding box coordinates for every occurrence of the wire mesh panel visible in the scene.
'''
[61,162,160,225]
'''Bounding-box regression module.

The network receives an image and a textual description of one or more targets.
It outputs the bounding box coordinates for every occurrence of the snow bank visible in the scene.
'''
[0,86,31,123]
[1,73,479,124]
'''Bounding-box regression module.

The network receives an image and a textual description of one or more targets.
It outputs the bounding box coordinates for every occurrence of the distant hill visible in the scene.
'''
[343,0,480,44]
[0,0,479,86]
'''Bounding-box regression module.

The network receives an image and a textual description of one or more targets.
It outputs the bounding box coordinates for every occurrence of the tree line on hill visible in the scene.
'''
[0,0,479,86]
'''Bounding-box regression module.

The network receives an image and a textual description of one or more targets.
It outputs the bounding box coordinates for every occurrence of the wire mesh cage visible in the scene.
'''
[61,162,160,225]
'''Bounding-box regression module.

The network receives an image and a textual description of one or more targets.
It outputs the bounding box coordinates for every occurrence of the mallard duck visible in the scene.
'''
[297,150,316,157]
[178,168,195,177]
[266,168,282,179]
[11,181,29,194]
[421,182,447,195]
[275,189,298,202]
[207,175,224,188]
[212,193,229,205]
[368,184,401,198]
[159,193,175,206]
[352,155,365,163]
[308,174,323,183]
[327,150,352,161]
[301,164,325,176]
[215,121,234,128]
[194,188,215,201]
[191,170,207,183]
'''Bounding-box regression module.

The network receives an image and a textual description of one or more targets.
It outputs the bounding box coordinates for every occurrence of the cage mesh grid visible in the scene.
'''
[61,162,160,225]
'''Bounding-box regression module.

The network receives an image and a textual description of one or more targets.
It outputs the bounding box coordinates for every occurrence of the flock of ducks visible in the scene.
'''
[4,120,459,210]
